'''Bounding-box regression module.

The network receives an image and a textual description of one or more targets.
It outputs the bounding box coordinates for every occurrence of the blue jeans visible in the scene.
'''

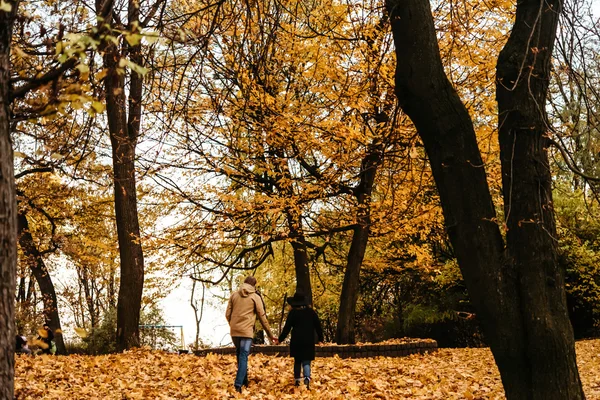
[294,359,311,381]
[233,337,252,388]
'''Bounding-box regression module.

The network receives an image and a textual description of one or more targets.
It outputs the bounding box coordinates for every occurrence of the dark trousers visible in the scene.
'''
[293,358,311,380]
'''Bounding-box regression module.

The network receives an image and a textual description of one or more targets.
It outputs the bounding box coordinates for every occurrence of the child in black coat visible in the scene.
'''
[278,293,324,389]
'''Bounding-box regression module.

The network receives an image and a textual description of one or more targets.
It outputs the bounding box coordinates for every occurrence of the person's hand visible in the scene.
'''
[271,338,279,345]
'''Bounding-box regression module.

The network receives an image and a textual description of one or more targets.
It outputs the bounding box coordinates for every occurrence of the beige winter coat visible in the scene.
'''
[225,283,273,339]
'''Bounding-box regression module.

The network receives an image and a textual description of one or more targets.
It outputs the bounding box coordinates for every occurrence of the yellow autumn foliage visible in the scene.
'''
[15,340,600,399]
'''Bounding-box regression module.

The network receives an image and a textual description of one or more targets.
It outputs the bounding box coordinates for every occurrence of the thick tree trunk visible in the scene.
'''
[495,0,583,397]
[385,0,583,398]
[336,144,382,344]
[17,212,66,354]
[0,2,18,397]
[98,0,146,351]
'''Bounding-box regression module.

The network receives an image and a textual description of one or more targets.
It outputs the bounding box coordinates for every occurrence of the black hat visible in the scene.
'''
[287,293,308,306]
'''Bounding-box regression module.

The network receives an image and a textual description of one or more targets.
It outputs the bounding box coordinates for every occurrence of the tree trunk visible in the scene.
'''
[108,68,145,351]
[78,266,97,328]
[271,146,312,302]
[190,277,206,350]
[336,143,382,344]
[385,0,584,398]
[16,270,25,302]
[25,272,34,302]
[0,2,18,397]
[495,0,583,397]
[97,0,146,351]
[17,212,66,354]
[286,210,312,302]
[108,260,116,309]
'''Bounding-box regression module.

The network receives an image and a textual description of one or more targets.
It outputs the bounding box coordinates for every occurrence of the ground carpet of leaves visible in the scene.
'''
[15,339,600,399]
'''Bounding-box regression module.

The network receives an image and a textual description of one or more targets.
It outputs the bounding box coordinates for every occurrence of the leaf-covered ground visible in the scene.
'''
[15,339,600,399]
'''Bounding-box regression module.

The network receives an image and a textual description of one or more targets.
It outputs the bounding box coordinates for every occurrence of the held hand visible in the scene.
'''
[271,338,279,345]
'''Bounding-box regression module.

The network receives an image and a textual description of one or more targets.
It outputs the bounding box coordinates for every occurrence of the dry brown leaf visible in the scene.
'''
[30,339,49,350]
[13,340,600,399]
[74,327,88,339]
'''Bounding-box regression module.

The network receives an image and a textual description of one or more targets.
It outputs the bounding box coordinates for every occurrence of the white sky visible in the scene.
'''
[160,279,231,348]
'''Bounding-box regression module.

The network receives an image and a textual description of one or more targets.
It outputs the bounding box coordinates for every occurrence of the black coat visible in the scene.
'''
[15,335,25,351]
[278,307,324,361]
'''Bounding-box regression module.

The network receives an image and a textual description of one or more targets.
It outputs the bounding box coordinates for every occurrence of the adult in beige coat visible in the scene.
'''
[226,276,277,393]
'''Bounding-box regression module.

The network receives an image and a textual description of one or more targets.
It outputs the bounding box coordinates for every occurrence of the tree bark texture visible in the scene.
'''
[0,2,18,398]
[17,212,66,354]
[495,0,583,397]
[286,210,312,303]
[98,0,146,351]
[336,143,382,344]
[385,0,583,398]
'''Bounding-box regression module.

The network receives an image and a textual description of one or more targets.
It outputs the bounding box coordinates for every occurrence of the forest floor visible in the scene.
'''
[14,339,600,399]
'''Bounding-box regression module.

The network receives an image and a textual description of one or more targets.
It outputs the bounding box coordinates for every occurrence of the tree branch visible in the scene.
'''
[10,58,78,102]
[15,167,53,180]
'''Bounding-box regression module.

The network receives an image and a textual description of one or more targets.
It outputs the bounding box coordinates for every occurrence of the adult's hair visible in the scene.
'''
[244,276,257,286]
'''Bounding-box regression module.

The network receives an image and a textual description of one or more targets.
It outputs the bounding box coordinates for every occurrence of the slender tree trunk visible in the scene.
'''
[385,0,584,398]
[16,271,25,302]
[17,212,66,354]
[25,273,34,302]
[78,267,97,328]
[76,281,85,327]
[108,64,145,351]
[110,98,144,351]
[108,260,116,309]
[335,14,390,343]
[0,2,18,397]
[97,0,146,351]
[336,143,382,344]
[190,278,205,350]
[285,210,312,302]
[271,146,312,302]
